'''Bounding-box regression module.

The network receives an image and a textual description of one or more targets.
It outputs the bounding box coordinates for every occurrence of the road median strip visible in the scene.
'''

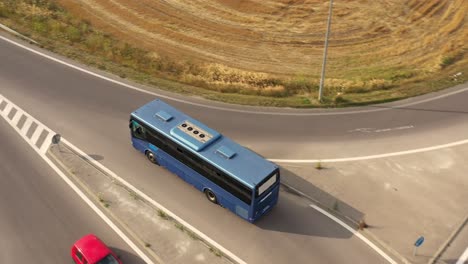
[48,141,237,264]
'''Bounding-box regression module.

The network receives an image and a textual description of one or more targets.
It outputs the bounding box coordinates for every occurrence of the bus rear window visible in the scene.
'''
[257,173,277,196]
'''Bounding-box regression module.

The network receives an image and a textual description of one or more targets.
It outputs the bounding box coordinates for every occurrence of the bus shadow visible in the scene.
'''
[255,167,364,239]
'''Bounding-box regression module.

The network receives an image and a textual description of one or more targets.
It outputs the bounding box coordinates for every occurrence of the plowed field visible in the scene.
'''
[57,0,466,78]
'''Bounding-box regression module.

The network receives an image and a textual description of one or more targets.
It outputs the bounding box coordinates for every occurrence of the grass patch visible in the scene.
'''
[440,55,458,68]
[315,161,323,170]
[210,247,223,257]
[175,222,184,231]
[157,209,169,220]
[129,191,139,200]
[97,192,110,207]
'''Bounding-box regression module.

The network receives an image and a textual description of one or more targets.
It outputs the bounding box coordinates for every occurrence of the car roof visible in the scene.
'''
[74,234,112,263]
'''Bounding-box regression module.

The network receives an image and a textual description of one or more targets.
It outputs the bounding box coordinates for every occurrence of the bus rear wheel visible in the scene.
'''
[145,151,159,165]
[204,189,218,204]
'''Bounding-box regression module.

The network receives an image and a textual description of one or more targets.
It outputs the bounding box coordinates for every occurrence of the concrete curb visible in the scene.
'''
[57,141,240,264]
[282,182,409,264]
[428,214,468,264]
[47,147,165,264]
[0,23,38,44]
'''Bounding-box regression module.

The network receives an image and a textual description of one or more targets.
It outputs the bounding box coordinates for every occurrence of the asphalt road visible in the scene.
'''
[0,117,145,263]
[1,33,467,263]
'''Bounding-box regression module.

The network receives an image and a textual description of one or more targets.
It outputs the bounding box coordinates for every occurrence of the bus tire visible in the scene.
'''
[204,189,218,204]
[145,150,159,165]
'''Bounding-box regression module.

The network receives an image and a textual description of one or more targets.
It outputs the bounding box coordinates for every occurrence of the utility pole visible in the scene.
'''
[318,0,334,102]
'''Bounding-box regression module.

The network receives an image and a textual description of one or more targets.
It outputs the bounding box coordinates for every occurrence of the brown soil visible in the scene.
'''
[56,0,466,78]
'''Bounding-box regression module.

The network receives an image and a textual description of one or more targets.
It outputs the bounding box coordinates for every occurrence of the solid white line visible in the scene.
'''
[0,34,467,116]
[0,94,154,264]
[63,138,248,264]
[309,204,397,264]
[456,247,468,264]
[41,151,155,264]
[269,138,468,163]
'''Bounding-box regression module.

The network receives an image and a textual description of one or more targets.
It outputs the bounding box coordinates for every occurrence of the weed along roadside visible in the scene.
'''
[0,0,466,107]
[47,142,234,264]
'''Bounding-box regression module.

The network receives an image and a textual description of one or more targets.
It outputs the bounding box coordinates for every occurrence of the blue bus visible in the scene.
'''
[129,99,280,222]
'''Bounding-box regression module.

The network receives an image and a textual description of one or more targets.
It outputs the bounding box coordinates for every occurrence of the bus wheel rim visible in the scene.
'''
[147,152,155,162]
[207,190,216,201]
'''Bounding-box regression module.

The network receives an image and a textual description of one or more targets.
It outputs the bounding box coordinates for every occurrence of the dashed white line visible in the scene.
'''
[456,247,468,264]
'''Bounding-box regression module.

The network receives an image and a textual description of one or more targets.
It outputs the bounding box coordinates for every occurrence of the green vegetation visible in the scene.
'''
[210,247,223,257]
[0,0,466,108]
[97,193,110,208]
[129,190,139,200]
[315,161,323,170]
[157,209,169,220]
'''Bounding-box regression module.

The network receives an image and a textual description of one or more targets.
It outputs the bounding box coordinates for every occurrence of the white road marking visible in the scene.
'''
[269,138,468,163]
[0,94,155,264]
[63,138,248,264]
[21,117,33,134]
[3,102,13,117]
[348,125,414,133]
[456,247,468,264]
[40,132,55,154]
[0,31,465,264]
[11,109,22,125]
[30,126,43,144]
[309,204,397,264]
[0,34,467,116]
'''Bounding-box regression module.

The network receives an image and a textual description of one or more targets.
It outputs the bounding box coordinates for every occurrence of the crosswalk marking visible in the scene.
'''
[0,95,55,155]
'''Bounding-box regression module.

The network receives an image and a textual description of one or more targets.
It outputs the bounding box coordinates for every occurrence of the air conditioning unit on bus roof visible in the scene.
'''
[177,120,214,143]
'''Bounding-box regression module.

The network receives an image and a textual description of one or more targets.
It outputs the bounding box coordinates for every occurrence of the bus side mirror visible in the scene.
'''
[129,122,132,129]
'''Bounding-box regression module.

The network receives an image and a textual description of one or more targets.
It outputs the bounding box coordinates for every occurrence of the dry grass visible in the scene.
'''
[0,0,466,107]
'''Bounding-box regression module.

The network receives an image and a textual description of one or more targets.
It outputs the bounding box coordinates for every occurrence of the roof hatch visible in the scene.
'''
[155,110,173,122]
[216,145,236,159]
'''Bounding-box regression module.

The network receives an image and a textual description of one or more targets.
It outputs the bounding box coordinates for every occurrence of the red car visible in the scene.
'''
[71,234,122,264]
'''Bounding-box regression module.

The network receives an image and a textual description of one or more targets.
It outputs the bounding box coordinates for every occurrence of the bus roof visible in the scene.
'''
[131,99,278,189]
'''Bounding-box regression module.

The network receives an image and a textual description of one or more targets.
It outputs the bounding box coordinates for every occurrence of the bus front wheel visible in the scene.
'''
[204,189,218,204]
[145,151,159,165]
